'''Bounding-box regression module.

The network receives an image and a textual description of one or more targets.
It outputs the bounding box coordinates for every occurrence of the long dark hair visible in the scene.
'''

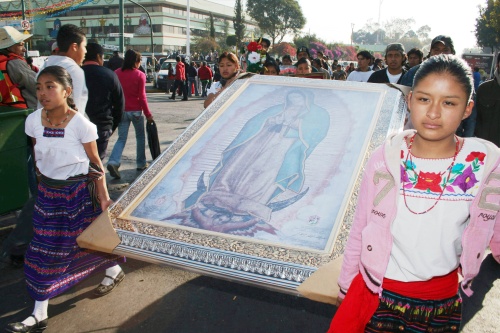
[414,54,474,100]
[37,66,77,111]
[122,49,141,71]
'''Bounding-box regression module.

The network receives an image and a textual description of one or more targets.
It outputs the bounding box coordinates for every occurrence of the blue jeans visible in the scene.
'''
[108,111,146,168]
[188,77,198,96]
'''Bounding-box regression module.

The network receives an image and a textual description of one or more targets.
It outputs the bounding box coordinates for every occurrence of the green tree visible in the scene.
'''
[217,20,233,52]
[210,12,216,39]
[246,0,306,46]
[233,0,246,50]
[475,0,500,51]
[192,37,220,55]
[293,33,324,50]
[416,25,431,40]
[226,35,237,47]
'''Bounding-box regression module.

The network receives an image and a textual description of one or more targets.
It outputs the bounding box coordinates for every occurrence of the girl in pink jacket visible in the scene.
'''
[329,54,500,332]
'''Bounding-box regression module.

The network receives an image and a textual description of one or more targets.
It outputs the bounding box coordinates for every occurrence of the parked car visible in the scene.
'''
[154,59,177,89]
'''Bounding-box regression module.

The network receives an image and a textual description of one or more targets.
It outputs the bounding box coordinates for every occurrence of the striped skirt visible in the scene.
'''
[24,178,123,301]
[365,289,462,332]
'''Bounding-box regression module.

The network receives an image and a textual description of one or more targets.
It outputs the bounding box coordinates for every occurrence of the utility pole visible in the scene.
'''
[351,23,354,46]
[186,0,190,58]
[21,0,29,53]
[119,0,124,54]
[377,0,383,44]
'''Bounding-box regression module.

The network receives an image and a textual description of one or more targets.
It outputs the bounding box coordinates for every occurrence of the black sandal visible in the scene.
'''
[94,269,125,296]
[6,315,48,333]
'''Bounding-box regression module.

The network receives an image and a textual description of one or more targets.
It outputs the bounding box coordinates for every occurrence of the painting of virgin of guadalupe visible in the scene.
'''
[121,76,403,253]
[166,90,330,236]
[111,76,406,291]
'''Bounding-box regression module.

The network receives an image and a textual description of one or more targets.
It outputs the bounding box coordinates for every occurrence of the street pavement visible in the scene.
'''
[1,87,499,332]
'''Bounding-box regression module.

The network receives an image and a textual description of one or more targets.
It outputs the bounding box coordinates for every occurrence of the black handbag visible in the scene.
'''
[146,120,161,160]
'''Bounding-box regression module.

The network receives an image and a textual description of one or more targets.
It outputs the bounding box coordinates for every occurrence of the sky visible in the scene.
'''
[210,0,487,56]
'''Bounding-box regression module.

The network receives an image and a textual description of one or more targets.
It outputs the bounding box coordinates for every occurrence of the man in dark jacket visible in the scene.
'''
[187,61,199,97]
[82,43,124,160]
[475,53,500,146]
[368,43,407,84]
[107,51,124,71]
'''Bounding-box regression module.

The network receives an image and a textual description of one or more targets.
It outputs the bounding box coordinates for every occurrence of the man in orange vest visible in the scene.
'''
[0,26,38,272]
[0,26,37,109]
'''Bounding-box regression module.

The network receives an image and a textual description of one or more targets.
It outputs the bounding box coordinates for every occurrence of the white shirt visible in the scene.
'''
[38,56,88,113]
[25,108,98,180]
[387,71,403,84]
[206,81,222,96]
[346,70,374,82]
[386,139,487,281]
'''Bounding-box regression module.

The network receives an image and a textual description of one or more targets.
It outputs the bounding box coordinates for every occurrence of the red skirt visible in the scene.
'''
[327,273,379,333]
[327,269,459,333]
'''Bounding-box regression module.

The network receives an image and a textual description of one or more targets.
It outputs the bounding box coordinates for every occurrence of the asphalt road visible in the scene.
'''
[1,89,499,332]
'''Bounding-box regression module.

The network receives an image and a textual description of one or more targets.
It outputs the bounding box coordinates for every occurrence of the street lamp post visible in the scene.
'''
[128,0,154,66]
[351,23,355,46]
[119,0,124,53]
[186,0,190,59]
[377,0,383,44]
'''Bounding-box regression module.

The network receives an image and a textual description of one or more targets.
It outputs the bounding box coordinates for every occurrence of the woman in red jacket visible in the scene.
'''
[197,61,213,97]
[107,49,153,179]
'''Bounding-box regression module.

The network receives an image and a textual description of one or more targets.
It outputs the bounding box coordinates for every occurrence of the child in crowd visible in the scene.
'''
[295,57,312,75]
[204,52,240,108]
[6,66,124,333]
[263,58,280,76]
[329,54,500,332]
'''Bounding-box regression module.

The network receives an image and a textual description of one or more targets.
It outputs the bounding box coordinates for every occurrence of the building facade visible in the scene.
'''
[1,0,258,56]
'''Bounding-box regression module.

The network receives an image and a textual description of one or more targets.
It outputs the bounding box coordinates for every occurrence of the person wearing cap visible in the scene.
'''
[38,24,88,113]
[296,46,311,61]
[51,42,59,55]
[400,35,456,87]
[0,25,37,109]
[82,42,124,160]
[368,43,407,84]
[0,26,38,272]
[295,46,319,72]
[346,50,374,82]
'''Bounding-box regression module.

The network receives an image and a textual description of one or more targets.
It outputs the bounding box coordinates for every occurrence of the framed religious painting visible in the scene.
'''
[109,75,407,293]
[293,72,328,79]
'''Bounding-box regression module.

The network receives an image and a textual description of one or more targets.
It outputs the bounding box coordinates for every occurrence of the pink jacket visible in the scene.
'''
[114,68,152,118]
[338,130,500,298]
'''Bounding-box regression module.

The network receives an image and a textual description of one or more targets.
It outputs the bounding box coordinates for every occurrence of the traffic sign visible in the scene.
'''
[21,20,30,30]
[108,33,134,38]
[102,44,119,51]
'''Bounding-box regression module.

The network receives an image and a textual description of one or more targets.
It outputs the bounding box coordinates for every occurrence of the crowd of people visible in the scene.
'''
[1,22,500,333]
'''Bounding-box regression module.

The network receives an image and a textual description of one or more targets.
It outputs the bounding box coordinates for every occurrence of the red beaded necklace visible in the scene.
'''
[402,134,460,215]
